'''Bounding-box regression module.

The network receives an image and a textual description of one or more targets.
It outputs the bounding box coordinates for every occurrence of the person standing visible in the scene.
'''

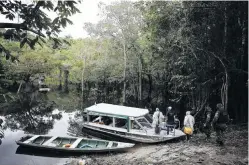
[166,106,174,124]
[203,105,213,140]
[184,111,195,141]
[166,106,175,134]
[211,103,230,146]
[152,108,164,134]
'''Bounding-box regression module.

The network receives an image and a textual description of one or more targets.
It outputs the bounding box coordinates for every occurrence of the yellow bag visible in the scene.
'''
[63,144,71,148]
[184,127,193,135]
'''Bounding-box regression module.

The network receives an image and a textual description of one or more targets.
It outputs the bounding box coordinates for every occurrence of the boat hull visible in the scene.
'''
[82,124,185,144]
[16,135,134,153]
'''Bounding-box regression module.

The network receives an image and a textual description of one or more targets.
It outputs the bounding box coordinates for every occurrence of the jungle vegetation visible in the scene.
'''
[0,1,247,124]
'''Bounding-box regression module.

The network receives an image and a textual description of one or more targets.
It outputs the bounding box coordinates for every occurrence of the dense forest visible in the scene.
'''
[0,1,247,125]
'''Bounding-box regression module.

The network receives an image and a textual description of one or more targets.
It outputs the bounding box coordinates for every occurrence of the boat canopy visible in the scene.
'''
[85,103,149,118]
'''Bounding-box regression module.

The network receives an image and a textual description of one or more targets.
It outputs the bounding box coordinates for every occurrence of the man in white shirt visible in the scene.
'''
[152,108,164,127]
[184,111,195,141]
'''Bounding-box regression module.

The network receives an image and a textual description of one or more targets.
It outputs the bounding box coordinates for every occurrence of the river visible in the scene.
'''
[0,110,82,165]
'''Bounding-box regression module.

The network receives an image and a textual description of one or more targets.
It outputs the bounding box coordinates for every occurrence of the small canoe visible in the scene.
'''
[39,88,51,92]
[0,128,4,138]
[16,135,135,153]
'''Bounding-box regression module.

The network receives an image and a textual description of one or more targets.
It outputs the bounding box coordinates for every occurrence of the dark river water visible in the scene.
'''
[0,110,82,165]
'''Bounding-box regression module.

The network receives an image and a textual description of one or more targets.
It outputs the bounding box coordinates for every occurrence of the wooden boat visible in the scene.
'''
[16,135,135,153]
[0,127,4,139]
[82,103,186,143]
[39,88,51,92]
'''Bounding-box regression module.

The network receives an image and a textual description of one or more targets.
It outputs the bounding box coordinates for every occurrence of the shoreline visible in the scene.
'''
[64,126,248,165]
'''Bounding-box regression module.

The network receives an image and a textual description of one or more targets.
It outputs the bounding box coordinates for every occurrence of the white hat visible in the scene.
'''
[156,108,159,111]
[168,106,172,110]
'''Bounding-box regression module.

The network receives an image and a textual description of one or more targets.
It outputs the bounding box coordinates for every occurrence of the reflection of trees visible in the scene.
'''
[3,94,62,134]
[1,65,63,134]
[67,111,85,137]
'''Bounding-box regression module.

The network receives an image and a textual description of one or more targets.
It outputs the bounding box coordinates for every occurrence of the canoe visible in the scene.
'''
[16,135,135,153]
[0,127,4,139]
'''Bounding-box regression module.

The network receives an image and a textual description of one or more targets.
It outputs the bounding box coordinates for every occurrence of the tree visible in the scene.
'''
[0,1,80,60]
[140,1,248,122]
[84,1,144,105]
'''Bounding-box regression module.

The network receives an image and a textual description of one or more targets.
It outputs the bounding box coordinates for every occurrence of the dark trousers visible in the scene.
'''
[166,123,175,135]
[214,124,227,145]
[203,125,212,139]
[186,134,191,141]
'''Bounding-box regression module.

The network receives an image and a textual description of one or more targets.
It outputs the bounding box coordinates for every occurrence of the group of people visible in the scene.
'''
[152,106,180,134]
[151,103,230,146]
[202,103,230,145]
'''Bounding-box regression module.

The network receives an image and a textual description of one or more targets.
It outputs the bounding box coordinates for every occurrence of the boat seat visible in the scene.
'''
[107,141,113,148]
[23,135,40,144]
[70,138,83,148]
[43,136,58,146]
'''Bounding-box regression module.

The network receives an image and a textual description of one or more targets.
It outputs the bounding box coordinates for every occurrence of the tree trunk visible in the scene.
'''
[222,5,228,112]
[103,72,107,103]
[197,49,229,112]
[138,55,142,106]
[122,41,127,105]
[223,5,227,56]
[147,74,152,103]
[64,69,69,93]
[238,13,247,122]
[58,67,62,90]
[81,57,86,108]
[211,52,229,112]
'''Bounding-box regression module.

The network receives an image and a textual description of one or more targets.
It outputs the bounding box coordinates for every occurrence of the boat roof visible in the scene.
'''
[85,103,149,118]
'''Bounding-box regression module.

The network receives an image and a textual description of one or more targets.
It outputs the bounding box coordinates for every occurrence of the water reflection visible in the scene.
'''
[0,110,71,165]
[67,111,86,137]
[3,102,62,134]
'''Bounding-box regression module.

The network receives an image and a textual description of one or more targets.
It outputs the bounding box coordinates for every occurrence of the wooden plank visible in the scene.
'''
[23,135,40,144]
[43,136,58,146]
[107,141,113,148]
[70,138,83,148]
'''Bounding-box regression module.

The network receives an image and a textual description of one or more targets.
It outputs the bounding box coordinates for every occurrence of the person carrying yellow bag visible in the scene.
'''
[183,111,195,141]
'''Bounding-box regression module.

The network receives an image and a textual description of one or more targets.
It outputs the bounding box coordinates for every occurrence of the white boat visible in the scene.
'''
[39,88,51,92]
[82,103,186,143]
[16,135,134,153]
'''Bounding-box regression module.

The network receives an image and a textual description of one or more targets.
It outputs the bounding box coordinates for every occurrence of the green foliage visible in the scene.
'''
[0,1,247,123]
[0,1,80,60]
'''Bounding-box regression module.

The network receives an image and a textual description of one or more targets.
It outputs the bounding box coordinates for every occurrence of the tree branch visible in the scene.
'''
[0,23,45,37]
[0,23,24,29]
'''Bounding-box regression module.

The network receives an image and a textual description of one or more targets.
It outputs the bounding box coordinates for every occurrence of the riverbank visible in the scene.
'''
[65,125,248,165]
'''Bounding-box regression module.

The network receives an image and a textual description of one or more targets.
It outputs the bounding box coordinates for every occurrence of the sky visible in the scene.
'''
[0,0,117,38]
[58,0,104,38]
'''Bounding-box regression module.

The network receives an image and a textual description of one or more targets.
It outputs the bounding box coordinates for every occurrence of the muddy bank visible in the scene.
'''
[65,126,248,165]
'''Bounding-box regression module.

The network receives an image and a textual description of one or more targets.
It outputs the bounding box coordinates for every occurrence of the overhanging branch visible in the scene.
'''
[0,23,24,29]
[0,23,46,37]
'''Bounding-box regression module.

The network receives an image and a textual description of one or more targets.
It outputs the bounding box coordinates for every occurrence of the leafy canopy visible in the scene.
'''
[0,1,80,60]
